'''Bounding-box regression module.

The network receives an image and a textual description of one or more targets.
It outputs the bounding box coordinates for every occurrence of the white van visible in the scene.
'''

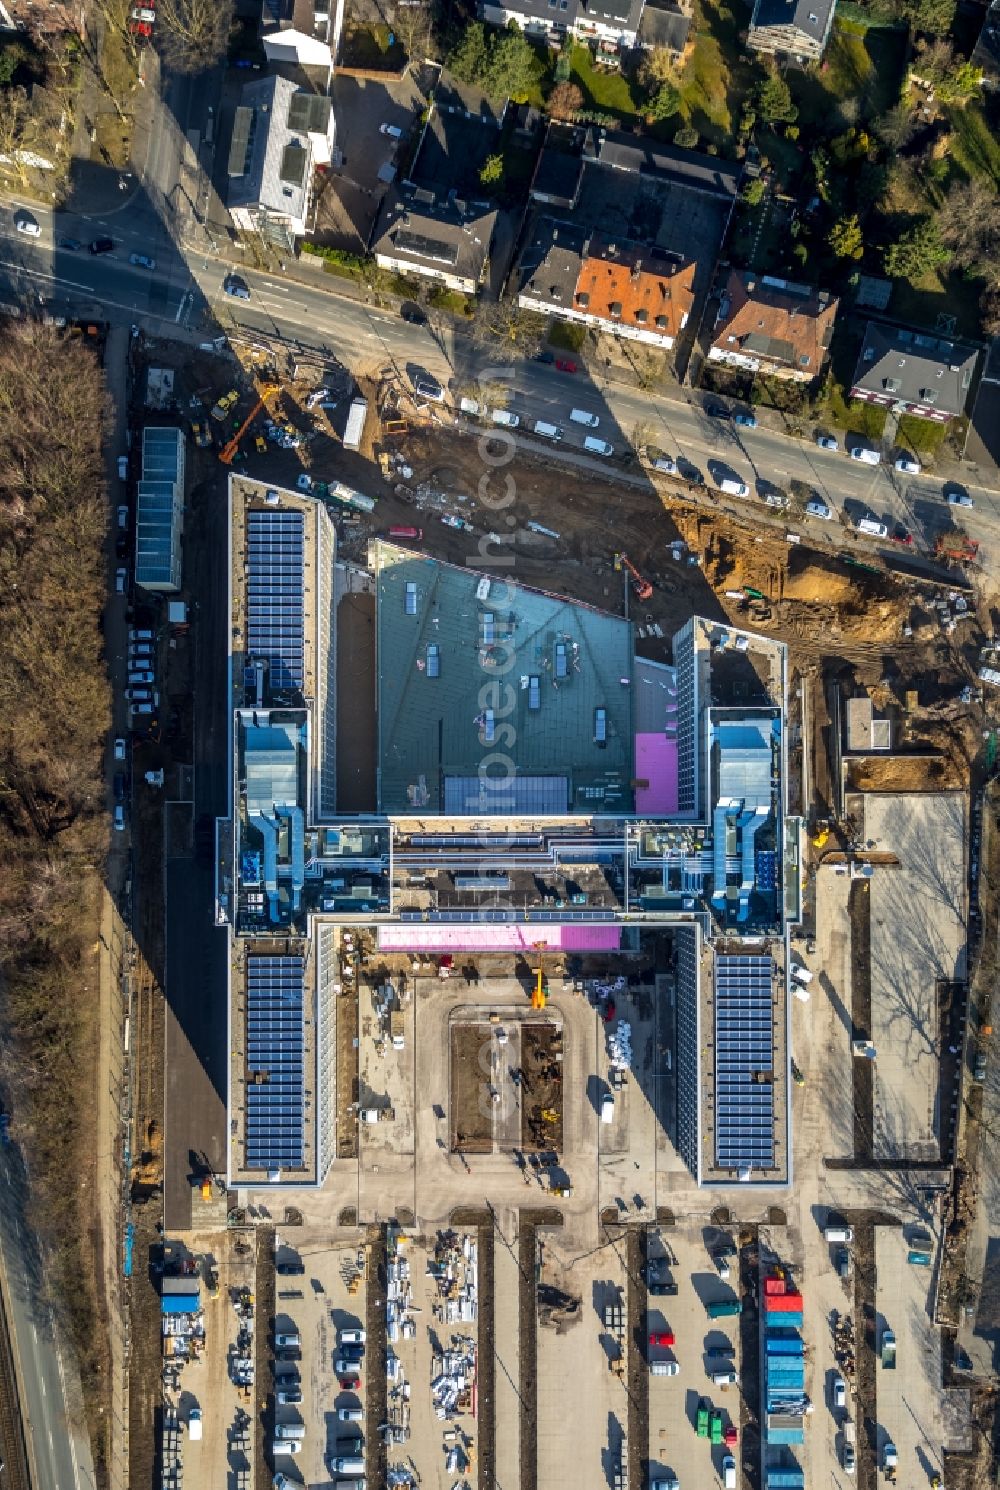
[334,1457,366,1474]
[856,517,888,537]
[824,1224,854,1243]
[275,1422,306,1440]
[459,397,481,416]
[584,435,614,457]
[492,408,520,428]
[600,1092,615,1123]
[719,477,749,497]
[722,1455,737,1490]
[712,1369,739,1386]
[570,408,599,427]
[533,420,563,441]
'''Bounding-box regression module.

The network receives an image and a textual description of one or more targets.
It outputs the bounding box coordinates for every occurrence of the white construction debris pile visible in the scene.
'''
[429,1230,478,1324]
[608,1020,633,1071]
[431,1336,477,1417]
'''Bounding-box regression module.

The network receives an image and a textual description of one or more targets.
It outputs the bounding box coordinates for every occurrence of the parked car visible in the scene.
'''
[124,687,155,702]
[946,486,974,508]
[891,524,913,546]
[400,302,426,324]
[128,670,155,685]
[805,499,833,520]
[113,804,125,832]
[555,358,577,373]
[223,276,251,300]
[849,445,880,465]
[90,237,115,254]
[414,377,444,403]
[276,1260,305,1276]
[833,1372,847,1409]
[648,1331,675,1347]
[894,454,920,474]
[114,737,127,762]
[532,350,555,365]
[842,1441,856,1475]
[276,1388,302,1405]
[275,1332,300,1349]
[117,504,129,529]
[115,566,128,593]
[816,433,839,451]
[705,402,729,418]
[15,213,41,237]
[337,1405,364,1423]
[338,1328,366,1346]
[337,1373,361,1390]
[129,252,156,270]
[733,410,757,428]
[380,122,403,139]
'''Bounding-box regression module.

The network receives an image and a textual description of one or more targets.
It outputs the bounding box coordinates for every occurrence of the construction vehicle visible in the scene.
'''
[220,383,280,466]
[696,1401,709,1438]
[935,531,979,563]
[531,964,548,1010]
[615,552,653,602]
[211,389,239,422]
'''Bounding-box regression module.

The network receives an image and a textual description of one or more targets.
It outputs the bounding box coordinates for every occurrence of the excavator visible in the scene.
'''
[531,964,548,1010]
[934,531,979,564]
[615,552,653,602]
[220,382,281,466]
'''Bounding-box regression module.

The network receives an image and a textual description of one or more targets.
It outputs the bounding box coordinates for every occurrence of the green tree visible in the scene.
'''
[637,45,679,91]
[648,82,681,120]
[674,123,699,149]
[485,26,538,100]
[742,178,766,206]
[829,214,864,259]
[756,69,798,125]
[479,152,503,185]
[448,21,489,85]
[883,218,951,278]
[897,0,955,35]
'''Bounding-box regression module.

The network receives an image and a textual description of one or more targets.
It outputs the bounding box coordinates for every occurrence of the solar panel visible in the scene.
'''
[714,954,775,1171]
[247,510,304,692]
[245,954,305,1170]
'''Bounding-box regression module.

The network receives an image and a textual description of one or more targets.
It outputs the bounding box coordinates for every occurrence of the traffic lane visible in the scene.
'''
[0,1148,83,1490]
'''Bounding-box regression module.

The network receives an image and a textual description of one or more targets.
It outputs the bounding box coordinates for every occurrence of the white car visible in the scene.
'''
[115,566,128,593]
[600,1092,615,1123]
[816,434,838,451]
[296,474,313,492]
[947,488,974,508]
[16,214,41,237]
[833,1372,847,1409]
[805,499,833,520]
[849,445,880,465]
[650,454,677,474]
[894,454,920,474]
[492,408,520,428]
[113,804,126,832]
[128,670,155,685]
[380,122,403,139]
[114,737,127,762]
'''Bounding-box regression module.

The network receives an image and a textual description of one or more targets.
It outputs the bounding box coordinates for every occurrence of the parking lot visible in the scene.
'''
[874,1224,967,1487]
[646,1223,740,1490]
[270,1233,368,1485]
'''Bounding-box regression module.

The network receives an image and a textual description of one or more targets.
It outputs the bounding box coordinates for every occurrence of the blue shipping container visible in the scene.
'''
[770,1312,803,1329]
[161,1294,199,1315]
[766,1336,805,1355]
[766,1471,805,1488]
[766,1426,805,1445]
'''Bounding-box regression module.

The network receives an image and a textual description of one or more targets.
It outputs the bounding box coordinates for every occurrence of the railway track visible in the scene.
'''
[0,1256,32,1490]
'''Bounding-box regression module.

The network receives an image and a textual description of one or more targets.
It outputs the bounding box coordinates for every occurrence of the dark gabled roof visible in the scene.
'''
[585,128,740,199]
[433,69,506,125]
[851,321,980,416]
[373,192,498,282]
[749,0,835,41]
[637,0,692,51]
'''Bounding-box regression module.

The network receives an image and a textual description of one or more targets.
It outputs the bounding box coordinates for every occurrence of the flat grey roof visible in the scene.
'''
[374,543,635,814]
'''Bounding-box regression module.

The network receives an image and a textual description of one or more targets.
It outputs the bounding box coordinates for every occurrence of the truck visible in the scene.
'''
[327,479,376,515]
[881,1329,896,1369]
[907,1248,932,1266]
[188,1408,202,1440]
[696,1400,710,1437]
[707,1298,743,1319]
[342,397,368,451]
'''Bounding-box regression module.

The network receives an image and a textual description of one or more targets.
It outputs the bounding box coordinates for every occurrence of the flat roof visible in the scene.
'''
[374,543,635,815]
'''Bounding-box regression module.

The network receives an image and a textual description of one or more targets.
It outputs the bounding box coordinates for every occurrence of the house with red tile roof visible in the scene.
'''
[518,222,697,351]
[707,270,838,383]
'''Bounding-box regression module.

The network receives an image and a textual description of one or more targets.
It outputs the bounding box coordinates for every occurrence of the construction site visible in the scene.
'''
[108,318,1000,1490]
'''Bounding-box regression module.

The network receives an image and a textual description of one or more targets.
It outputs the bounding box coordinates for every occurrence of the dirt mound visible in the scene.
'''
[783,558,865,606]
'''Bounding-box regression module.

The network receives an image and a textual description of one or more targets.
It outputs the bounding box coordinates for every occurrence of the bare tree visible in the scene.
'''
[156,0,234,74]
[468,300,546,362]
[938,179,1000,275]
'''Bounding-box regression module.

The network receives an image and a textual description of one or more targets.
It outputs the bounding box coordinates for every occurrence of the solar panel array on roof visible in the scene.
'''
[394,229,460,266]
[246,955,305,1171]
[715,954,775,1170]
[247,509,304,692]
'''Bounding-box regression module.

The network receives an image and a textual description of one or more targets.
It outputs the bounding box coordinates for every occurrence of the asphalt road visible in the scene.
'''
[0,1143,93,1490]
[1,198,998,569]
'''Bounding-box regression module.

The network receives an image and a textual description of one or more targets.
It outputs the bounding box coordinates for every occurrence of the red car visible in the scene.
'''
[338,1374,361,1390]
[891,524,913,546]
[648,1331,675,1347]
[724,1426,738,1446]
[555,359,577,373]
